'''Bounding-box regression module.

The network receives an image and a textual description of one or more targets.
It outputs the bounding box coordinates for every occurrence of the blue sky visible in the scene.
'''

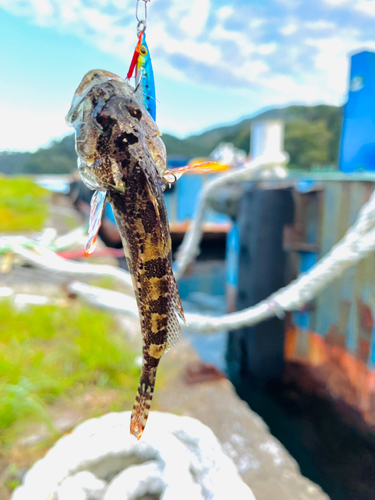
[1,0,375,151]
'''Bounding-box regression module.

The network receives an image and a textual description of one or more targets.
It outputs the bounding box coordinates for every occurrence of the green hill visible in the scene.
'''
[0,151,32,175]
[0,134,76,176]
[163,104,342,169]
[0,104,342,174]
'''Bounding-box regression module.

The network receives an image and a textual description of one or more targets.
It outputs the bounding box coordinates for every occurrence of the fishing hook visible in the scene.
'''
[136,0,150,32]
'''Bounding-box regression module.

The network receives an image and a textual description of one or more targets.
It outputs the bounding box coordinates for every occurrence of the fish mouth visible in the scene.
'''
[65,69,125,127]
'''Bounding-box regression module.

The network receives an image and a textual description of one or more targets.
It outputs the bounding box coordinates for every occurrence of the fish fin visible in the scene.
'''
[165,256,186,331]
[163,161,219,183]
[84,190,107,257]
[130,379,153,440]
[130,285,182,439]
[144,174,186,344]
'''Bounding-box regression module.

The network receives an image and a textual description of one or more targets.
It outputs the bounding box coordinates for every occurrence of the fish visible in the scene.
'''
[66,69,185,439]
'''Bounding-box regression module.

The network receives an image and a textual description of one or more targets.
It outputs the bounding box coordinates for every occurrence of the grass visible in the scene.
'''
[0,299,141,446]
[0,177,49,232]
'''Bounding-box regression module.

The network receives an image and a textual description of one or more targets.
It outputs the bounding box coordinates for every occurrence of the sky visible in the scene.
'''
[1,0,375,151]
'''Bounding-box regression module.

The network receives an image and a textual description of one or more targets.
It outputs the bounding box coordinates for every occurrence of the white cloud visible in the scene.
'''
[1,0,375,149]
[279,22,298,36]
[304,20,336,30]
[258,43,277,55]
[274,0,301,7]
[33,0,53,18]
[209,24,256,57]
[249,17,267,29]
[321,0,375,15]
[216,6,234,21]
[232,60,269,81]
[179,0,210,36]
[305,34,375,100]
[322,0,350,5]
[356,0,375,15]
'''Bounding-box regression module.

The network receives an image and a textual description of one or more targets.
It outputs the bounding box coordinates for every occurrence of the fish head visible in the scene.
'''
[66,69,167,191]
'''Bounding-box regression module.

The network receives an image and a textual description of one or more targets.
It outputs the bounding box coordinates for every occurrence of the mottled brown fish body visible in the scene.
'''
[110,162,179,439]
[66,70,184,440]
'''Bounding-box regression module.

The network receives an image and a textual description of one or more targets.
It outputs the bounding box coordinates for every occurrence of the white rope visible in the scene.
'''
[0,153,287,292]
[3,156,375,334]
[67,188,375,332]
[173,152,289,280]
[7,244,134,290]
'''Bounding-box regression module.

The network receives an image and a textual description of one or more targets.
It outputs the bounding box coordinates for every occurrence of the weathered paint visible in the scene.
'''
[223,175,375,423]
[285,178,375,425]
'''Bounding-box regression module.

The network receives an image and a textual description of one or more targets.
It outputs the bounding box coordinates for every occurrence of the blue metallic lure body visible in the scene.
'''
[136,33,156,121]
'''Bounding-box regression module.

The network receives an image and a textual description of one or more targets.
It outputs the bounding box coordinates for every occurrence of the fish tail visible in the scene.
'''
[130,374,156,440]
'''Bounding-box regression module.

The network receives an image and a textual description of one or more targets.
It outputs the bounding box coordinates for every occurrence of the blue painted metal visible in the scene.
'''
[291,179,375,367]
[292,251,318,343]
[315,183,342,337]
[346,300,357,354]
[167,157,190,168]
[221,177,375,370]
[176,174,203,221]
[226,222,240,287]
[299,251,317,273]
[292,310,310,330]
[296,179,318,193]
[221,176,375,422]
[339,50,375,172]
[163,169,231,226]
[370,327,375,369]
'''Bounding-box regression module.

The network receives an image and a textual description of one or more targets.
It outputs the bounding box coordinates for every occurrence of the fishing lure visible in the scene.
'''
[136,32,156,120]
[66,70,186,439]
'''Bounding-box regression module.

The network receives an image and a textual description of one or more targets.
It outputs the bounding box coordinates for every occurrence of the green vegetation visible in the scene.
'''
[0,135,76,175]
[285,120,333,169]
[163,104,342,170]
[0,105,342,173]
[21,135,76,174]
[0,152,31,176]
[0,300,140,445]
[0,178,49,232]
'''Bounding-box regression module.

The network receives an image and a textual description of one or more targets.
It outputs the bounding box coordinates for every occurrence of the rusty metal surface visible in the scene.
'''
[286,179,375,425]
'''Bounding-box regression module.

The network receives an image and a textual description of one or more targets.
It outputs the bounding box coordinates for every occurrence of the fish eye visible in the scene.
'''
[96,113,105,126]
[140,45,147,56]
[126,105,142,121]
[93,109,106,131]
[93,102,109,132]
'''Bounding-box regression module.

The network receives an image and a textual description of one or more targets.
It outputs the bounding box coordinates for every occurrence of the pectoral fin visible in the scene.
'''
[84,190,107,257]
[163,161,219,184]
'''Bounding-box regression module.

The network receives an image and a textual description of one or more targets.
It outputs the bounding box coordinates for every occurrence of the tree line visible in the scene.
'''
[0,104,342,175]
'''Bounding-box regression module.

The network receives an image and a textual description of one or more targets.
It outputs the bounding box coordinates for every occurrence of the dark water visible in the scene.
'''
[180,258,375,500]
[232,373,375,500]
